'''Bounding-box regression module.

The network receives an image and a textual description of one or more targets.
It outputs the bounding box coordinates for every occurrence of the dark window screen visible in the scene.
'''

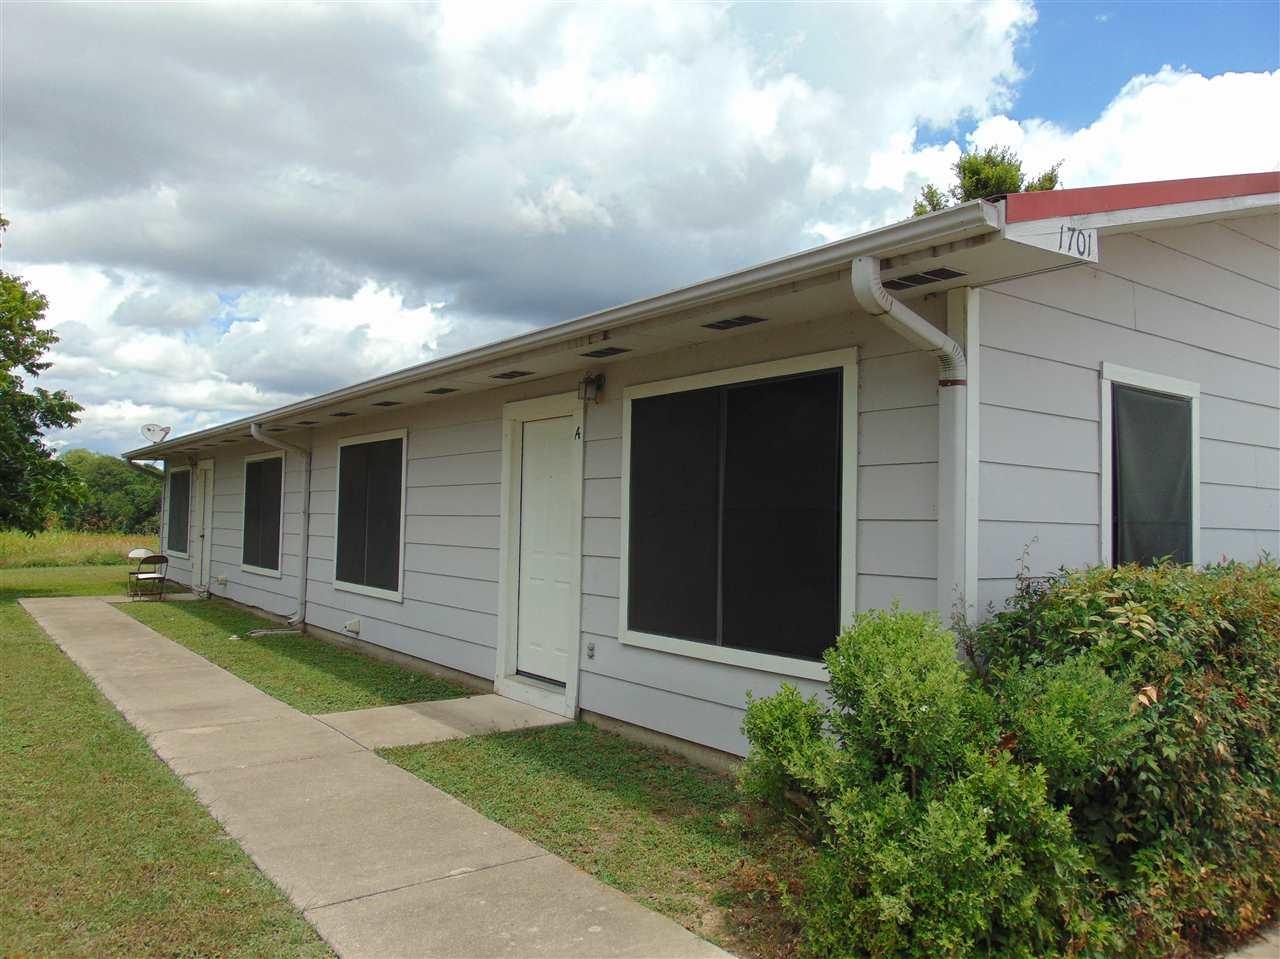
[722,373,841,658]
[628,387,721,642]
[243,457,283,570]
[627,368,842,661]
[1113,384,1193,565]
[336,437,403,591]
[167,469,190,555]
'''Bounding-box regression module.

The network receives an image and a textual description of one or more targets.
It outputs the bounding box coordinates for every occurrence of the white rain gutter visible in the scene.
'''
[250,423,311,627]
[851,256,970,622]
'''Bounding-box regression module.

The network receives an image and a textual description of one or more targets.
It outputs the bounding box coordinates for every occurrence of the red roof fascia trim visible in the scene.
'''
[1005,171,1280,223]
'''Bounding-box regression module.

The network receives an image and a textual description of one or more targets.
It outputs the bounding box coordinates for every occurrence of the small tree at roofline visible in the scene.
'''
[912,145,1062,217]
[0,214,85,533]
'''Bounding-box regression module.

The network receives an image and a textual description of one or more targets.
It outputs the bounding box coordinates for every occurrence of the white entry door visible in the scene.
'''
[515,415,578,684]
[192,460,215,594]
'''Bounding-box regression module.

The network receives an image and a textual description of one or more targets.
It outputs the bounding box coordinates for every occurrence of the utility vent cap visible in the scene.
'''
[703,314,767,331]
[581,346,631,358]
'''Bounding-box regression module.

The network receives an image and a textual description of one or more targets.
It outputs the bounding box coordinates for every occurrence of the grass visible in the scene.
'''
[123,598,469,714]
[383,723,809,959]
[0,565,332,958]
[0,529,158,568]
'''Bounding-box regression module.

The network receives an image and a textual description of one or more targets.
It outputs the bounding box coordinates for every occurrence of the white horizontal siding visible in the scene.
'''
[977,216,1279,609]
[1221,213,1279,250]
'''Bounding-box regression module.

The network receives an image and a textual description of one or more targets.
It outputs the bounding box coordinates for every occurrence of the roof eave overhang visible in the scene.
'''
[124,200,1002,460]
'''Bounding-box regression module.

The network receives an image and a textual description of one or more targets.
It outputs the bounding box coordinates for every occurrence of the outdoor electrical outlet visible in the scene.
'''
[214,575,228,587]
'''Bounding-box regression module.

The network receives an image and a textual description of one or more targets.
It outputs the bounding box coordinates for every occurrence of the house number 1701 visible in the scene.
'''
[1058,225,1094,258]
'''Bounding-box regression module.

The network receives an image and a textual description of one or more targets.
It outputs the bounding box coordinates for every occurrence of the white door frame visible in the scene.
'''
[495,392,584,719]
[192,458,216,595]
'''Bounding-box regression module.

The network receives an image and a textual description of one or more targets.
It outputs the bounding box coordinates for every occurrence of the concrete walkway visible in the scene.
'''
[317,695,568,749]
[20,596,728,959]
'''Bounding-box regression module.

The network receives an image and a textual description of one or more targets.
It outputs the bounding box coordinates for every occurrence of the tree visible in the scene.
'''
[912,145,1062,217]
[1,215,84,533]
[58,449,162,534]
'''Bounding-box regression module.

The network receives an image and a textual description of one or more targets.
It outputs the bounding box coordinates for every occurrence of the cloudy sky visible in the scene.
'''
[3,1,1277,455]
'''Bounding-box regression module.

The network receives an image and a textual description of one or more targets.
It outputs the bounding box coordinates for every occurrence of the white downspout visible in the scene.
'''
[250,423,311,627]
[851,256,969,624]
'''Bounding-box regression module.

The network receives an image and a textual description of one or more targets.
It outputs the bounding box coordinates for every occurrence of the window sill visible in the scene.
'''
[620,629,829,682]
[241,563,283,579]
[333,579,403,603]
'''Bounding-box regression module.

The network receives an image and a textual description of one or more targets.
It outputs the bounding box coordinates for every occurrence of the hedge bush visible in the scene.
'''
[741,561,1280,958]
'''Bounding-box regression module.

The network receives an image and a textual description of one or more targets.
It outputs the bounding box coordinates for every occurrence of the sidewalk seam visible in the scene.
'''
[304,852,554,914]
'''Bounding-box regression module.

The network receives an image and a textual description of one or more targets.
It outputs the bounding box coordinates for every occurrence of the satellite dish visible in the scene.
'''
[141,423,171,444]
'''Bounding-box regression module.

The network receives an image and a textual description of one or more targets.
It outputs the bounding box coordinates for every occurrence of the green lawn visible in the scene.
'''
[0,566,331,958]
[382,723,808,959]
[0,530,158,568]
[123,598,468,714]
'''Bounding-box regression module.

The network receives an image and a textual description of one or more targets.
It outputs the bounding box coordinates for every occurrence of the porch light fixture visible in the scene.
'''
[578,373,605,403]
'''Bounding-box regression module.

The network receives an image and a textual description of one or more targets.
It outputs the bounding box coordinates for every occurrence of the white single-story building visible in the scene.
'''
[126,172,1280,757]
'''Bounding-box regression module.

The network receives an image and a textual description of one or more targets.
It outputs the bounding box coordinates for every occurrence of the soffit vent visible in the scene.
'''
[581,346,631,358]
[330,411,355,418]
[492,369,533,380]
[426,387,459,395]
[703,314,768,331]
[296,420,319,426]
[882,267,967,292]
[371,400,402,407]
[267,427,287,433]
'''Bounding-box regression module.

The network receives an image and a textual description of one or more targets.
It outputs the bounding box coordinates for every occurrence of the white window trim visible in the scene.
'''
[495,391,585,719]
[1099,362,1200,566]
[333,428,408,603]
[241,450,286,579]
[618,347,859,683]
[165,466,192,559]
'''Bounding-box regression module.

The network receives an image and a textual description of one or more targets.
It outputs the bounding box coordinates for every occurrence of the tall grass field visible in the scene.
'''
[0,531,158,569]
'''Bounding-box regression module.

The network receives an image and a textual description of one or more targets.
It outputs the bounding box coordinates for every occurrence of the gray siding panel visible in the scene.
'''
[979,347,1100,421]
[858,464,937,520]
[1102,232,1278,328]
[981,406,1098,473]
[978,217,1280,613]
[980,463,1099,525]
[1140,220,1280,287]
[1200,439,1280,489]
[982,284,1277,406]
[856,574,936,613]
[1201,528,1280,560]
[1221,213,1279,250]
[859,406,938,465]
[578,672,751,756]
[858,520,937,578]
[979,521,1099,579]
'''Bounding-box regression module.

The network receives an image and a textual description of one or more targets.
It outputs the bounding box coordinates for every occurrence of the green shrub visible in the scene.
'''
[998,656,1139,797]
[741,561,1279,958]
[805,752,1102,959]
[741,608,1108,958]
[975,560,1280,956]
